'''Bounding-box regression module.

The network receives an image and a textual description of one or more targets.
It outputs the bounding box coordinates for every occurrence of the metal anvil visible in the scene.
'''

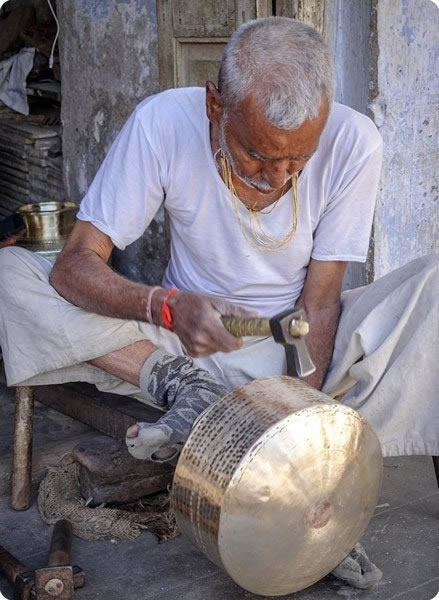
[222,307,315,378]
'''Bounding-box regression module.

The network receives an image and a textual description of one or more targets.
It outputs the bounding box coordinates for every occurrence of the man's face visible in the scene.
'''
[207,85,329,194]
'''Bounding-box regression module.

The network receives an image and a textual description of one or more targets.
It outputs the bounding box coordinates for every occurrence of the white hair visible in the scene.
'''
[218,17,335,130]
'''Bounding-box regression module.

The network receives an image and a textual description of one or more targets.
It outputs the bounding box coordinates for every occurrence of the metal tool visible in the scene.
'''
[0,520,85,600]
[171,376,383,597]
[222,307,315,377]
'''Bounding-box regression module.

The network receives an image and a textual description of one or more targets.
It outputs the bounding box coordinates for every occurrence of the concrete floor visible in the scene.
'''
[0,382,438,600]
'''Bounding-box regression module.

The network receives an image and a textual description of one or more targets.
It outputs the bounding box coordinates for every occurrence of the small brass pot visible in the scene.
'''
[17,201,78,261]
[18,201,78,244]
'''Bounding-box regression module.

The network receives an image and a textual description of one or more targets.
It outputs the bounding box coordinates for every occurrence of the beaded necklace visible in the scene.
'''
[218,149,299,252]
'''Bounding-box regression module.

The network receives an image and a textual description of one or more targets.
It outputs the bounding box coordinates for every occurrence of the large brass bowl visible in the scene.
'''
[171,377,383,597]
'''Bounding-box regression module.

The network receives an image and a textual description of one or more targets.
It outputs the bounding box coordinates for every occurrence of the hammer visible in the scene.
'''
[222,307,315,378]
[0,520,85,600]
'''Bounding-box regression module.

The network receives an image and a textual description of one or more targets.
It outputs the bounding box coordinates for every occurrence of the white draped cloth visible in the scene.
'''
[0,48,35,115]
[0,246,437,457]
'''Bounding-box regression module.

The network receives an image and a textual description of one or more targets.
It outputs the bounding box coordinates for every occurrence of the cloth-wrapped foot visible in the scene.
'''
[330,543,382,589]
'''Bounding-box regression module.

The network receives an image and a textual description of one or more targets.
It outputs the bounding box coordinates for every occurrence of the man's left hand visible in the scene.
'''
[154,290,258,357]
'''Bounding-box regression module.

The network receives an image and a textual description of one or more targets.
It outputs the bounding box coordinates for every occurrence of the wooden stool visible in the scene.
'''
[10,383,163,510]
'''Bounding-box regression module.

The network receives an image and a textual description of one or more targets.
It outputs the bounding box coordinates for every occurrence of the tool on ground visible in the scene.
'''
[171,376,383,597]
[0,520,85,600]
[222,307,315,377]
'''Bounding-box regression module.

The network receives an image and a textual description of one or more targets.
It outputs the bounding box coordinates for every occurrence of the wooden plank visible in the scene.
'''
[0,132,57,152]
[0,131,33,146]
[0,177,28,195]
[0,185,64,207]
[0,139,53,160]
[0,185,28,204]
[34,383,162,441]
[1,170,61,192]
[0,154,29,172]
[0,186,28,204]
[0,205,18,217]
[0,166,30,182]
[27,81,62,103]
[0,121,59,141]
[0,142,28,160]
[0,204,23,217]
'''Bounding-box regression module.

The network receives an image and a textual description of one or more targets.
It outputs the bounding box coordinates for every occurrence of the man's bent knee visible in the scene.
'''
[0,246,23,273]
[0,246,51,285]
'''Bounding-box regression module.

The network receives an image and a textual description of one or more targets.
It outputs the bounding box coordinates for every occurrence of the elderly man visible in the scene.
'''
[0,16,437,591]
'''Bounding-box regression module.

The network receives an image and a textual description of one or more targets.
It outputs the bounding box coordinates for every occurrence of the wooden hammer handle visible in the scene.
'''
[222,316,309,338]
[0,545,27,583]
[48,520,73,567]
[221,317,272,337]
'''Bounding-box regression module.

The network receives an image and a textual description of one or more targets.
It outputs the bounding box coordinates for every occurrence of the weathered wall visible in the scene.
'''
[58,0,167,284]
[327,0,372,115]
[370,0,439,278]
[291,0,438,284]
[325,0,374,289]
[58,0,159,200]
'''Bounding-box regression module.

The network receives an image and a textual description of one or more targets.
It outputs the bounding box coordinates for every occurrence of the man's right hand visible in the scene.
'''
[154,290,258,357]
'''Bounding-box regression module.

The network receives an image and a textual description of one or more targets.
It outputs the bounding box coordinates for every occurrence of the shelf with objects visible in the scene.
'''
[0,0,70,258]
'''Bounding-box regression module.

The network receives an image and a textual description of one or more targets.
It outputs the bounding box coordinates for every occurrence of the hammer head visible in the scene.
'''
[221,307,316,378]
[269,308,316,378]
[14,566,84,600]
[14,571,34,600]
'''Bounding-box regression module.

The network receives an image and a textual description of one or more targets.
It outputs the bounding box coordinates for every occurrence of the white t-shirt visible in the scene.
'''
[78,87,383,317]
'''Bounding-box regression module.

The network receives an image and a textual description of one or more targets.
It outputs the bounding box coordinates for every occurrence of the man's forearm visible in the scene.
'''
[295,299,341,390]
[50,247,257,355]
[50,248,152,321]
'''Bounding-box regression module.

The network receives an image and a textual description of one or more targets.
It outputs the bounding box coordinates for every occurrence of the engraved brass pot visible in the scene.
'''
[17,201,77,261]
[171,377,383,597]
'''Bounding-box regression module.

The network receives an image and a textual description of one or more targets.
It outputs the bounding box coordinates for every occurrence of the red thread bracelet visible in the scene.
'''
[161,288,179,331]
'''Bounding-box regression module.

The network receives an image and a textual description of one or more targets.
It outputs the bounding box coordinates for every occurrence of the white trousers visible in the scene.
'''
[0,247,438,457]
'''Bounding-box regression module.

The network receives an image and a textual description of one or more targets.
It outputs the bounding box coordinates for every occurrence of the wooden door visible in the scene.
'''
[157,1,329,91]
[157,0,273,90]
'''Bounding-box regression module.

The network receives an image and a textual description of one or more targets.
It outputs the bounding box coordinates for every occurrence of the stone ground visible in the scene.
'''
[0,382,438,600]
